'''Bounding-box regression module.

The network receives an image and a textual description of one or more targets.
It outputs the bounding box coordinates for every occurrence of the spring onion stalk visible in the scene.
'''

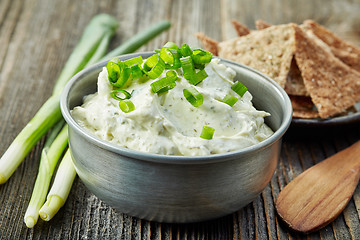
[101,20,171,61]
[0,14,119,184]
[39,149,76,221]
[52,14,119,94]
[24,123,68,228]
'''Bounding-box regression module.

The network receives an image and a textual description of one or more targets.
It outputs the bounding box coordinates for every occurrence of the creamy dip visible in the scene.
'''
[72,58,273,156]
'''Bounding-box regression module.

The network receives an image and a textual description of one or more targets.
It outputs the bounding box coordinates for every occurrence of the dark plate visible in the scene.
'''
[292,102,360,127]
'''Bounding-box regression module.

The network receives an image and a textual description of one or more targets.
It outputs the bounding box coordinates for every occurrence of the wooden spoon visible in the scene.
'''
[276,140,360,233]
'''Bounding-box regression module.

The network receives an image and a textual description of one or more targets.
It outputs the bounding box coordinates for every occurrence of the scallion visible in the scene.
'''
[124,56,143,67]
[231,81,248,97]
[119,99,135,113]
[191,49,213,65]
[150,76,176,94]
[0,14,119,184]
[183,86,203,107]
[189,69,208,85]
[143,54,165,79]
[180,56,195,80]
[110,90,132,101]
[180,44,193,57]
[222,94,238,107]
[39,149,76,222]
[200,126,215,140]
[24,123,68,228]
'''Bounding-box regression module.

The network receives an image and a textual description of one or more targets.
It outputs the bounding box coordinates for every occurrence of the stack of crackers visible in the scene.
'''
[196,20,360,119]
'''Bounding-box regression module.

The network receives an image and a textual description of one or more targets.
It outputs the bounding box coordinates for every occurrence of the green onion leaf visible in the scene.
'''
[189,69,208,85]
[131,64,144,79]
[183,86,203,107]
[110,90,132,101]
[106,58,122,83]
[163,41,180,51]
[151,76,176,94]
[160,47,181,69]
[124,56,143,67]
[200,126,215,140]
[119,99,135,113]
[221,94,238,107]
[180,44,193,57]
[191,49,213,65]
[180,56,195,80]
[111,67,131,88]
[143,54,165,79]
[231,81,248,97]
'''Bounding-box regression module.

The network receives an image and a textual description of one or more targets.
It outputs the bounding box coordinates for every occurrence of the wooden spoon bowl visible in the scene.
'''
[276,140,360,233]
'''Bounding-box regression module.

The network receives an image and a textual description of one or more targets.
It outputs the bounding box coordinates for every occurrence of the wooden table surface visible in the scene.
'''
[1,0,360,239]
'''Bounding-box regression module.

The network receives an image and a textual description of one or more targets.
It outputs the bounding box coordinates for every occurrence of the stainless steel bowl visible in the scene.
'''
[60,52,292,223]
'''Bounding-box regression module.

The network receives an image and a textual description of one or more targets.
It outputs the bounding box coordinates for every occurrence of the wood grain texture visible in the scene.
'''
[0,0,360,239]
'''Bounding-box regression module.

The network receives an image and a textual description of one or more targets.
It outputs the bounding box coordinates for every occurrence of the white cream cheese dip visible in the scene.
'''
[72,58,273,156]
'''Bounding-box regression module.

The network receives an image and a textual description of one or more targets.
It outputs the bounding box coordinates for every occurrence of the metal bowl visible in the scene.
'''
[60,52,292,223]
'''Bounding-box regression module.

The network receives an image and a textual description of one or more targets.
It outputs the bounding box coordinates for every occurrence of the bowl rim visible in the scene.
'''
[60,52,292,165]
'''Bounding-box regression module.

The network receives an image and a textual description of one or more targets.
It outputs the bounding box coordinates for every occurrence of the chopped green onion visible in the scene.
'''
[110,90,132,101]
[119,99,135,113]
[160,47,181,69]
[131,64,144,79]
[111,67,131,88]
[143,54,165,79]
[200,126,215,140]
[166,70,178,80]
[231,81,248,97]
[124,56,143,67]
[183,86,203,107]
[189,69,208,85]
[180,44,193,57]
[191,49,213,65]
[106,58,122,83]
[151,76,176,94]
[39,149,76,222]
[180,56,195,80]
[163,41,180,51]
[222,94,238,107]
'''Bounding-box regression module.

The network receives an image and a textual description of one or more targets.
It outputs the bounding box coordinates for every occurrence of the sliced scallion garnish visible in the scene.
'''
[222,94,238,107]
[189,69,208,85]
[130,64,144,79]
[160,47,181,69]
[191,49,213,65]
[231,81,248,97]
[110,90,132,101]
[183,86,203,107]
[200,126,215,140]
[106,58,122,84]
[180,56,195,81]
[150,75,176,94]
[111,67,131,88]
[143,54,165,79]
[124,56,143,67]
[119,99,135,113]
[180,44,193,57]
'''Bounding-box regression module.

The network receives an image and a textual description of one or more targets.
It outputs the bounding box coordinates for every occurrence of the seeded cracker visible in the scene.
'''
[194,32,219,56]
[231,20,251,37]
[290,95,319,118]
[293,25,360,118]
[218,24,297,88]
[255,19,272,30]
[302,20,360,72]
